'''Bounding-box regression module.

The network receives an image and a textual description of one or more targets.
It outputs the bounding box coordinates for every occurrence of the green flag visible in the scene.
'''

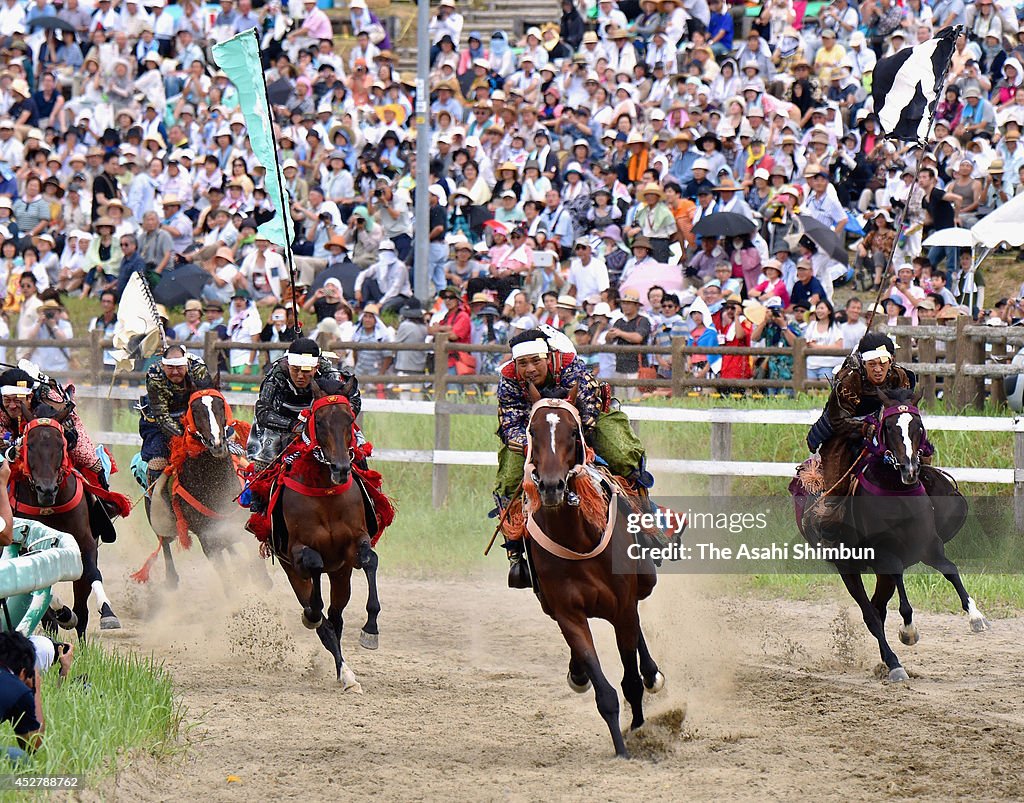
[212,29,292,248]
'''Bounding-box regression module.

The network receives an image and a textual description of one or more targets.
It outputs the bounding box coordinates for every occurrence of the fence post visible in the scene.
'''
[709,414,732,499]
[894,315,912,358]
[671,337,686,398]
[917,334,936,405]
[203,330,218,373]
[88,327,103,376]
[1015,418,1024,532]
[432,334,450,508]
[992,339,1008,408]
[791,339,806,395]
[953,315,970,409]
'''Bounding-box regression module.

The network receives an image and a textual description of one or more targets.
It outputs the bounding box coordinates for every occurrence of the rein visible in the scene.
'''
[523,398,616,562]
[286,394,356,496]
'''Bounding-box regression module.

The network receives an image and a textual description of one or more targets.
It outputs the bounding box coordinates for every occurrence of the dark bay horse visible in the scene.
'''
[11,403,119,637]
[142,385,267,588]
[523,384,664,757]
[276,379,381,689]
[794,388,988,682]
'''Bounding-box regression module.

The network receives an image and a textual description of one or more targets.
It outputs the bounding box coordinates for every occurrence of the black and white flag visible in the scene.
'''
[871,25,963,142]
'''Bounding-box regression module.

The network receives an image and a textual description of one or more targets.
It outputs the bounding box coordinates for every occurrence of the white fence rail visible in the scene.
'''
[74,385,1024,527]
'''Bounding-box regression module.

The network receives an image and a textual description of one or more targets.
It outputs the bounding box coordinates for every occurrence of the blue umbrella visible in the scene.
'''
[152,263,211,307]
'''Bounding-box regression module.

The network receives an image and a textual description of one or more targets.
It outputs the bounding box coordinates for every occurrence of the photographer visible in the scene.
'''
[291,185,341,259]
[343,206,382,268]
[369,178,413,262]
[0,631,45,758]
[749,298,801,396]
[26,297,75,374]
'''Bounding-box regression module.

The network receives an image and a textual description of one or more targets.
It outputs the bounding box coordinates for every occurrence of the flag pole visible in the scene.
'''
[250,27,302,333]
[865,24,964,333]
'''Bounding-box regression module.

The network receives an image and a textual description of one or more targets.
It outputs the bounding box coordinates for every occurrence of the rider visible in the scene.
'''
[495,328,654,588]
[140,344,212,490]
[803,332,919,544]
[245,338,362,523]
[0,367,111,488]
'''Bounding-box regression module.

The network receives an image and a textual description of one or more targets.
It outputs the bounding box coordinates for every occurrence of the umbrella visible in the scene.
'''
[307,260,363,302]
[266,77,293,107]
[692,212,757,238]
[27,15,75,32]
[790,214,848,266]
[972,193,1024,248]
[152,263,211,307]
[923,227,980,248]
[618,262,685,305]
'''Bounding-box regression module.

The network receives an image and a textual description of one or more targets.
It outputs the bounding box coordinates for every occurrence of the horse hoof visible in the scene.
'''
[567,671,591,694]
[301,610,322,630]
[887,667,909,683]
[99,615,121,631]
[898,624,920,646]
[644,671,666,694]
[56,608,78,631]
[359,630,379,650]
[340,663,363,693]
[970,616,990,633]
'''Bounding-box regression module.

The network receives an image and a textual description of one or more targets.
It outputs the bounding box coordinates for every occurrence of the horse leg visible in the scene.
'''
[567,655,591,693]
[894,574,920,646]
[327,568,361,692]
[555,614,628,758]
[358,543,380,650]
[923,551,990,633]
[292,545,326,629]
[614,612,645,732]
[839,572,906,682]
[91,575,120,631]
[160,537,179,589]
[47,592,77,631]
[870,574,896,626]
[71,577,90,639]
[637,627,665,694]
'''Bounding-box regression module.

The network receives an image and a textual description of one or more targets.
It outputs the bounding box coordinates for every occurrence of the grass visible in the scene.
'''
[0,641,182,797]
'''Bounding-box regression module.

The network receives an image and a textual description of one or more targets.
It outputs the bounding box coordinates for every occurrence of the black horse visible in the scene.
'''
[793,388,988,682]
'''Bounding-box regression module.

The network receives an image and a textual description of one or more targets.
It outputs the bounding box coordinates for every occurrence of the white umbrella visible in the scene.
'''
[922,227,980,247]
[972,192,1024,248]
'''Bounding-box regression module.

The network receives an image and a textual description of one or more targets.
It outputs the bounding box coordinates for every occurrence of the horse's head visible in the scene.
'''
[22,402,71,506]
[188,387,230,459]
[525,382,583,508]
[877,388,925,486]
[310,377,357,486]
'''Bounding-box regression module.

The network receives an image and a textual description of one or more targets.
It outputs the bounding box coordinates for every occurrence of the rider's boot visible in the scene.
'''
[505,538,532,589]
[88,458,122,521]
[244,460,271,538]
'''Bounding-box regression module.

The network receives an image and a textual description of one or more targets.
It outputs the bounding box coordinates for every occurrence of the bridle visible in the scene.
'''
[523,397,589,502]
[874,402,922,472]
[300,394,354,469]
[185,388,232,453]
[15,417,74,508]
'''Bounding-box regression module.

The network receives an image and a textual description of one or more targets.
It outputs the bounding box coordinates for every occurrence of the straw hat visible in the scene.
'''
[640,182,664,199]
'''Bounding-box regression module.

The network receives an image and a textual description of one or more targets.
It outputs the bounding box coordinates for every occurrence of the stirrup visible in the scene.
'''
[507,555,531,589]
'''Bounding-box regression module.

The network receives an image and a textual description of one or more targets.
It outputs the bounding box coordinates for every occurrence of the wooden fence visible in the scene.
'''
[70,385,1024,530]
[9,316,1024,406]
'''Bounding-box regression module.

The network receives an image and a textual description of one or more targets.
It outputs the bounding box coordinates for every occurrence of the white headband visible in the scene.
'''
[1,385,30,396]
[861,346,892,363]
[287,352,319,368]
[161,356,188,366]
[511,340,549,360]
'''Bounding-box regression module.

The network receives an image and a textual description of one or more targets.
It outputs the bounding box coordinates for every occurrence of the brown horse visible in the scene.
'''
[523,384,664,757]
[10,402,119,637]
[142,385,268,589]
[275,379,381,689]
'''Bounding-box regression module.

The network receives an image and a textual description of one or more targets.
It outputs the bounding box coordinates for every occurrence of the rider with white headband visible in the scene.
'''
[140,344,212,490]
[245,338,361,525]
[495,328,652,588]
[803,332,915,544]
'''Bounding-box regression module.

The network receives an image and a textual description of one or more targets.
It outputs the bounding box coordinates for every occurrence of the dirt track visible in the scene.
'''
[80,542,1024,802]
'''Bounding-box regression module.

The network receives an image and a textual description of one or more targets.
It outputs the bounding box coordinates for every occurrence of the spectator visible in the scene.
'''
[115,232,145,299]
[0,631,45,760]
[802,300,846,380]
[259,304,299,368]
[606,288,651,398]
[26,297,74,373]
[89,289,119,370]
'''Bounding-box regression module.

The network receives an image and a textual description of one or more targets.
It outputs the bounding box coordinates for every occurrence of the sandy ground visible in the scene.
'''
[70,533,1024,803]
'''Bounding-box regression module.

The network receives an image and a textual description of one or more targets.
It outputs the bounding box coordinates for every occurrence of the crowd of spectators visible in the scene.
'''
[0,0,1019,391]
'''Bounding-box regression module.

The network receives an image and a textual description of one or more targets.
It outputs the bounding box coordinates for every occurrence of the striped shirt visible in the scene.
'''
[803,191,847,229]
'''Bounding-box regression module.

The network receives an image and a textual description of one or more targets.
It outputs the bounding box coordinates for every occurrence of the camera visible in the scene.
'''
[374,188,385,198]
[319,212,332,222]
[44,310,56,319]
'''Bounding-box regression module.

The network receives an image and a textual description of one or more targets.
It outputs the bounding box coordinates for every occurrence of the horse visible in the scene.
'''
[9,402,120,637]
[274,379,381,689]
[140,382,267,589]
[522,383,664,758]
[793,388,988,683]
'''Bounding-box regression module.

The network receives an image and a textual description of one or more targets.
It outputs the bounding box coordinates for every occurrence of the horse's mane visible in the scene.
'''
[317,378,348,396]
[33,402,61,419]
[884,388,916,404]
[538,386,570,400]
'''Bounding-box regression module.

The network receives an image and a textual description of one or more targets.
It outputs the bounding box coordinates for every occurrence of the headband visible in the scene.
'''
[1,385,30,396]
[162,356,188,366]
[511,340,549,360]
[861,346,892,363]
[287,352,319,369]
